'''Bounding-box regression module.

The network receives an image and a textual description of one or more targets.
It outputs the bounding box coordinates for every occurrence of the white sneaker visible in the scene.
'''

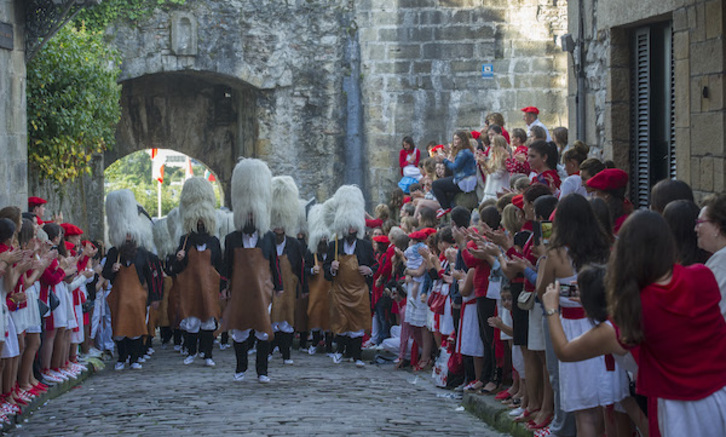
[248,348,256,355]
[183,354,196,365]
[147,347,155,355]
[220,343,231,350]
[307,345,317,355]
[258,375,270,384]
[355,360,365,368]
[130,362,142,370]
[181,349,189,357]
[137,357,146,363]
[332,353,343,364]
[508,407,524,417]
[143,354,151,360]
[234,372,245,381]
[173,345,181,351]
[204,358,216,367]
[283,359,294,365]
[114,362,125,371]
[87,347,103,358]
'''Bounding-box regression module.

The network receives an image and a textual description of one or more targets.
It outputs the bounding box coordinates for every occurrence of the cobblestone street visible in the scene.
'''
[9,344,505,436]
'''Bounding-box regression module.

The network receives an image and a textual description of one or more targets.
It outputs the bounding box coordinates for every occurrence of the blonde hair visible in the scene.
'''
[485,135,509,173]
[501,204,524,234]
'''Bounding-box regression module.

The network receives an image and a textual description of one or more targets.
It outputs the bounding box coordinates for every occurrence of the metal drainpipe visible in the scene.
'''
[576,0,586,142]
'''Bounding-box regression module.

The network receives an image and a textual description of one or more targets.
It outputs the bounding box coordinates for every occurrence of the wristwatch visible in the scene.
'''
[544,307,558,317]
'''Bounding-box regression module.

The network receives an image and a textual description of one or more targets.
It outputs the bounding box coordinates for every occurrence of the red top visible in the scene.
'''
[461,231,492,298]
[365,218,383,228]
[531,169,561,192]
[501,127,511,144]
[399,148,421,175]
[633,264,726,401]
[505,146,530,175]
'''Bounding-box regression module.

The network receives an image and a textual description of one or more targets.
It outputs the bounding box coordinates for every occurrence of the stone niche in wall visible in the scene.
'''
[171,12,197,56]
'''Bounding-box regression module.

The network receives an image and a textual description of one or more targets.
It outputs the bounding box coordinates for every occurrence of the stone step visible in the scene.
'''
[462,390,534,437]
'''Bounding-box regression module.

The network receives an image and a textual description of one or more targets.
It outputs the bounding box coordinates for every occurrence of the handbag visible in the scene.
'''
[48,290,61,312]
[517,290,536,310]
[38,299,50,319]
[427,291,446,315]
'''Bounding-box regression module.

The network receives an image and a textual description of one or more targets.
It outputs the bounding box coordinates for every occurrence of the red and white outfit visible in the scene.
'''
[456,294,483,358]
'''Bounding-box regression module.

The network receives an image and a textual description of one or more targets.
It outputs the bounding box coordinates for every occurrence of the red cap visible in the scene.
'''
[64,241,76,251]
[512,194,524,210]
[431,144,445,152]
[28,196,47,209]
[471,131,481,140]
[403,196,412,204]
[521,106,540,115]
[81,240,96,249]
[421,227,437,237]
[408,230,428,241]
[586,168,628,191]
[60,223,84,237]
[372,235,390,244]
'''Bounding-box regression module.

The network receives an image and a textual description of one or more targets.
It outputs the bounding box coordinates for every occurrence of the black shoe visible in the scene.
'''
[39,378,57,388]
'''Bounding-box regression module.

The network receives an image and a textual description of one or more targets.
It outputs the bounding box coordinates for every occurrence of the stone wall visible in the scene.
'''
[0,0,27,209]
[569,0,726,200]
[357,0,569,204]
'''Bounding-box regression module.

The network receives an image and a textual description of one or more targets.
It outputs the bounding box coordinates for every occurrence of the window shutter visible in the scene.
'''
[631,28,651,208]
[668,27,677,179]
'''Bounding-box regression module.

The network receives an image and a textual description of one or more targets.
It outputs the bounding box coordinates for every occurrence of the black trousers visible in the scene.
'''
[431,176,462,210]
[160,327,173,344]
[173,328,183,346]
[234,339,270,376]
[116,337,143,364]
[476,297,497,383]
[274,332,294,360]
[335,335,362,361]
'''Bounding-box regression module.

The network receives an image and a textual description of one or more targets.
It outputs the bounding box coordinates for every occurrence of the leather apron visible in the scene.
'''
[176,248,221,321]
[156,276,173,327]
[166,277,180,328]
[107,265,148,338]
[306,254,330,331]
[271,254,297,325]
[329,254,371,334]
[220,247,273,337]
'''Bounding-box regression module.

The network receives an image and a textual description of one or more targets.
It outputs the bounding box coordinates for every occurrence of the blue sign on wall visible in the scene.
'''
[481,63,493,78]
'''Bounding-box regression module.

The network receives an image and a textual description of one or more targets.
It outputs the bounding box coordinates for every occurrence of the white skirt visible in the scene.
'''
[21,282,42,332]
[52,283,69,329]
[1,314,20,358]
[405,283,428,328]
[69,297,85,344]
[512,345,525,378]
[559,316,630,412]
[658,386,726,437]
[439,296,455,336]
[457,297,484,357]
[527,306,545,351]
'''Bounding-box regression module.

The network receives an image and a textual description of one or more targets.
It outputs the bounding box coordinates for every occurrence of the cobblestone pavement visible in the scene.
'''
[10,343,507,437]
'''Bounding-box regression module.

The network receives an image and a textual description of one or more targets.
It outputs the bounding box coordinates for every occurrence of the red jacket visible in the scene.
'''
[399,148,421,175]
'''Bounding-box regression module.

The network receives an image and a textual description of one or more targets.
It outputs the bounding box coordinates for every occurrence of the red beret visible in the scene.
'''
[431,144,445,152]
[64,241,76,251]
[28,196,47,208]
[586,168,628,191]
[82,240,96,249]
[60,223,84,236]
[521,106,540,115]
[408,230,428,241]
[512,194,524,210]
[421,227,437,237]
[471,131,481,140]
[372,235,390,244]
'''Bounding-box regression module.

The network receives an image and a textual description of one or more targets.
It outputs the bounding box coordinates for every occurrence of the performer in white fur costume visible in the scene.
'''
[102,190,163,371]
[170,177,222,368]
[323,185,376,368]
[151,218,175,347]
[269,176,308,365]
[221,158,281,384]
[304,202,334,355]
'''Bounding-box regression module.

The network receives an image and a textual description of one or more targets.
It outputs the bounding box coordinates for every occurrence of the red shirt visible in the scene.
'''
[505,145,530,175]
[461,233,492,298]
[399,148,421,175]
[634,264,726,401]
[531,169,561,192]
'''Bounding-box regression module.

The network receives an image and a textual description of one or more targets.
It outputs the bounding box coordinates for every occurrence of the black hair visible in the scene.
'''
[479,206,501,230]
[0,218,16,243]
[529,140,559,170]
[43,223,67,256]
[550,194,612,269]
[438,226,455,244]
[450,206,471,228]
[577,264,608,323]
[650,179,694,214]
[533,195,558,221]
[487,124,502,135]
[663,199,710,266]
[589,197,613,237]
[523,183,552,203]
[18,219,35,248]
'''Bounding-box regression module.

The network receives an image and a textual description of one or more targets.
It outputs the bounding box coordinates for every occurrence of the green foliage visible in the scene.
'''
[76,0,187,33]
[105,151,222,217]
[27,25,121,187]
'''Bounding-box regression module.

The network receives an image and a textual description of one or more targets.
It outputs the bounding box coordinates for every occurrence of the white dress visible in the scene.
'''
[23,282,42,334]
[482,167,510,201]
[405,282,428,328]
[456,295,484,357]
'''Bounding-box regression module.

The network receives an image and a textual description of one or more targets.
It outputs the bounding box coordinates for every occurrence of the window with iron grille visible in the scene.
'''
[630,21,676,208]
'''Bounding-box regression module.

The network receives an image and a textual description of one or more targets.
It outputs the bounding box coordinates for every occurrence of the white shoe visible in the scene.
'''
[220,343,231,351]
[509,407,524,417]
[87,347,103,358]
[307,345,316,355]
[143,354,151,361]
[205,358,216,367]
[183,354,196,365]
[332,353,343,364]
[234,372,245,381]
[137,357,146,363]
[114,362,125,371]
[258,375,270,384]
[355,360,365,368]
[283,359,294,365]
[248,348,256,355]
[173,345,181,351]
[130,362,142,370]
[147,347,155,355]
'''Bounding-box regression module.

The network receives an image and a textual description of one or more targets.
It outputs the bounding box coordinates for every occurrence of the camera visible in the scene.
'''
[559,283,579,298]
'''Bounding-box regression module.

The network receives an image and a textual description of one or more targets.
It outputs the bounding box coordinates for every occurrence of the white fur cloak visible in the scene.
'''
[106,189,155,250]
[306,204,331,254]
[331,185,366,239]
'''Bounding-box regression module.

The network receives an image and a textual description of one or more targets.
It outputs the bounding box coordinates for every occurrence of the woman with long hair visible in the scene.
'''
[432,130,478,219]
[662,200,709,266]
[536,194,628,435]
[528,140,561,194]
[481,135,511,201]
[607,210,726,436]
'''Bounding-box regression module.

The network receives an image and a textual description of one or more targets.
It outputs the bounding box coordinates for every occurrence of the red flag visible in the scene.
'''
[151,149,164,184]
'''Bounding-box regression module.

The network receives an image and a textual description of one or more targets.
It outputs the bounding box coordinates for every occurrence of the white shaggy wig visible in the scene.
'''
[152,218,175,259]
[180,177,217,234]
[231,158,272,233]
[136,203,156,253]
[322,197,338,239]
[296,199,309,237]
[106,189,154,249]
[216,209,234,250]
[306,204,331,254]
[270,176,300,236]
[332,185,366,239]
[166,207,183,245]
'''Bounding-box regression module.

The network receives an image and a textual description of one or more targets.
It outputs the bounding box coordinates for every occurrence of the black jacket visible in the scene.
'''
[275,236,309,296]
[323,237,377,290]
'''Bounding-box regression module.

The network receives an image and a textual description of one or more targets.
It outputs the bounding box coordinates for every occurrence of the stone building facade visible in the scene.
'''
[567,0,726,205]
[0,0,27,209]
